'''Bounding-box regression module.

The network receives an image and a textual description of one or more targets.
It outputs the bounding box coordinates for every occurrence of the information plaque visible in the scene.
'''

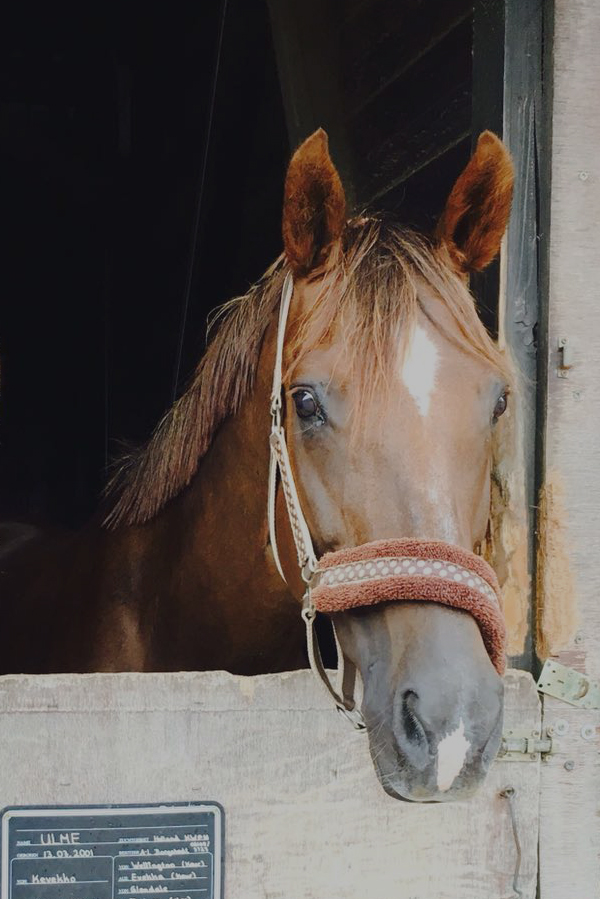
[1,805,223,899]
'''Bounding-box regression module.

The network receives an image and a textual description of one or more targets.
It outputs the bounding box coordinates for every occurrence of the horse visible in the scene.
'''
[0,128,517,802]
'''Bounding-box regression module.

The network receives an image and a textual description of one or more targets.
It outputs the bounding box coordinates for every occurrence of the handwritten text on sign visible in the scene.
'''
[1,805,223,899]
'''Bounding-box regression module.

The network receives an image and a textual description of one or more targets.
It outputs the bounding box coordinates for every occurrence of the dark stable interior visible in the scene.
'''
[1,0,477,528]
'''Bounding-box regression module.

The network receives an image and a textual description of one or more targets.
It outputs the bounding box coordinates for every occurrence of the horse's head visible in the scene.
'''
[272,129,515,801]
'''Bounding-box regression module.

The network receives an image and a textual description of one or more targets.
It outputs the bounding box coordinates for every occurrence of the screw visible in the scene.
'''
[581,724,596,741]
[554,719,569,736]
[532,729,540,737]
[578,171,589,181]
[575,633,584,644]
[564,760,575,771]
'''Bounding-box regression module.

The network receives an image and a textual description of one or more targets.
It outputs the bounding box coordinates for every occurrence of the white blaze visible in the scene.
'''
[436,719,471,792]
[400,324,439,416]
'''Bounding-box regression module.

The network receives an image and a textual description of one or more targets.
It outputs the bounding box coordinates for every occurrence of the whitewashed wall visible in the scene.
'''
[0,670,540,899]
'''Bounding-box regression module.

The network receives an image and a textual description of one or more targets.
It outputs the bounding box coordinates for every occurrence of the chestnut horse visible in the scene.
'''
[0,129,515,801]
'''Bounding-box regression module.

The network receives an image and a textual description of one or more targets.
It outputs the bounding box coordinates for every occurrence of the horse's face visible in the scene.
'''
[285,280,506,801]
[277,130,514,801]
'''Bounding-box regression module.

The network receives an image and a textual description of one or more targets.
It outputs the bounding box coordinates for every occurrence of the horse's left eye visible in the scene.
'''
[493,391,508,421]
[293,389,319,419]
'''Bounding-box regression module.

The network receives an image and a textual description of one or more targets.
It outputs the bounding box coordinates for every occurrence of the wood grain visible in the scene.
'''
[0,670,540,899]
[537,0,600,894]
[539,697,600,899]
[542,0,600,681]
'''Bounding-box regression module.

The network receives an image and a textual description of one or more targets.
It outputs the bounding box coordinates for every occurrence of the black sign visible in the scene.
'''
[1,805,223,899]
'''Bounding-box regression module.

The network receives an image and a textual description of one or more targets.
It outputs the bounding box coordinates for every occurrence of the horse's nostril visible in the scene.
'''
[401,690,428,749]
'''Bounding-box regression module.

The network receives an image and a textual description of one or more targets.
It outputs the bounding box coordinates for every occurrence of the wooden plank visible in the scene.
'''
[539,0,600,678]
[470,0,547,668]
[340,0,471,116]
[0,670,541,899]
[537,0,600,894]
[539,698,600,898]
[500,0,545,669]
[351,18,472,204]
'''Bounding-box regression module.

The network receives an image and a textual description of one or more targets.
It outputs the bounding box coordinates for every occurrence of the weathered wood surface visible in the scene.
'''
[541,0,600,681]
[537,0,600,894]
[0,670,540,898]
[539,697,600,899]
[501,0,545,668]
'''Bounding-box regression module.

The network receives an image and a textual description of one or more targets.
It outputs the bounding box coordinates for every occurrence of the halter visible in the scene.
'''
[268,272,506,730]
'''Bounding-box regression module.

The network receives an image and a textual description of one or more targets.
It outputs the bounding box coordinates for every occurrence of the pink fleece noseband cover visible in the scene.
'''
[311,538,506,674]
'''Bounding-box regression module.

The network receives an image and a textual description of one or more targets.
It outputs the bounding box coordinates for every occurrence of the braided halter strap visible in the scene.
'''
[268,273,506,729]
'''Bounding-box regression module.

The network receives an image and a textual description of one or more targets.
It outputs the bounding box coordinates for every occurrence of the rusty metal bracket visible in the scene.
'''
[557,336,574,377]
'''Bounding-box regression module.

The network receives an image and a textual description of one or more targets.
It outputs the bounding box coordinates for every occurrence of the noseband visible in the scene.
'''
[268,273,506,730]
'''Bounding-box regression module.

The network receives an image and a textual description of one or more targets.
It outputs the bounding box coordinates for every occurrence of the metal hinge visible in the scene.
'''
[497,728,553,761]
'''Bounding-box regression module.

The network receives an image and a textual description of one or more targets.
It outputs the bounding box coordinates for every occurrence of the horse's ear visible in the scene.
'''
[436,131,514,274]
[283,128,347,276]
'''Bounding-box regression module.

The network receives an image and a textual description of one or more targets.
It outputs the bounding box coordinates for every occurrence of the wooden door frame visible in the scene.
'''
[473,0,553,673]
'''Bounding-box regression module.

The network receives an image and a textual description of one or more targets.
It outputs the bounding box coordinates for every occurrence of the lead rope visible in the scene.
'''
[268,273,365,730]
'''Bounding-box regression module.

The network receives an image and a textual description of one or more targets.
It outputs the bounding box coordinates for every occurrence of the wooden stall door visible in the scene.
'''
[0,670,542,899]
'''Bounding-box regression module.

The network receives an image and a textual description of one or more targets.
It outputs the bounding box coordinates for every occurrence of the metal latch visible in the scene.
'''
[557,336,574,377]
[497,727,553,761]
[537,659,600,709]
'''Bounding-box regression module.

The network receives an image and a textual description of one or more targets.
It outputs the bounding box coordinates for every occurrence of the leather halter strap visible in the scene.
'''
[267,274,317,581]
[268,273,365,729]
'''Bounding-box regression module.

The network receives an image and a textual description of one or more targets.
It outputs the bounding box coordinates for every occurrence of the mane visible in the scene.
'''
[104,257,287,528]
[106,215,512,528]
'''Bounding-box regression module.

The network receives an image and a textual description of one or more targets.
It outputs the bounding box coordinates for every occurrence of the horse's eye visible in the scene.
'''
[493,391,508,421]
[293,389,319,419]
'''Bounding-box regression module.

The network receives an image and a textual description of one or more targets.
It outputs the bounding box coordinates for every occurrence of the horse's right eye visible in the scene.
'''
[293,389,319,419]
[493,390,508,421]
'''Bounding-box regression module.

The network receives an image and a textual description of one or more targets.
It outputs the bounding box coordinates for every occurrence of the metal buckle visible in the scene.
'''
[270,393,282,427]
[301,591,316,622]
[301,558,317,585]
[336,704,367,731]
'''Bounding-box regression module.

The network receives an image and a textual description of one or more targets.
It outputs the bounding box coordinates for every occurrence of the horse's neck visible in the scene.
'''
[137,398,305,673]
